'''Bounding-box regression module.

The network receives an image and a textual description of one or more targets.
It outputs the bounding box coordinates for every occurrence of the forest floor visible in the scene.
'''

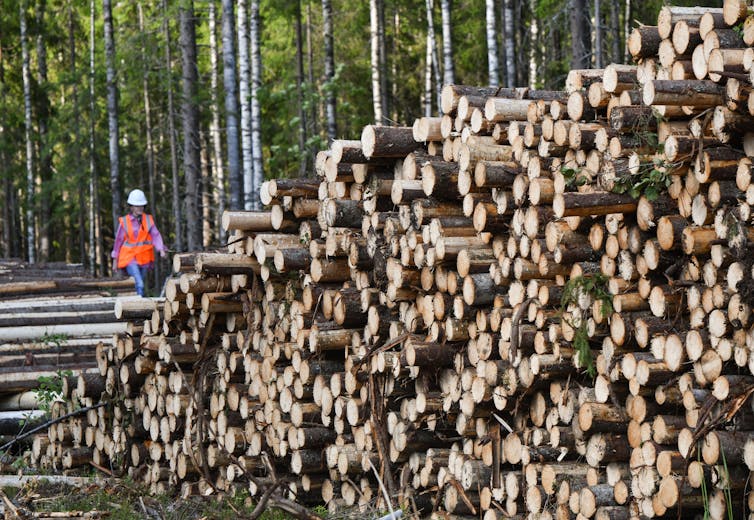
[0,475,312,519]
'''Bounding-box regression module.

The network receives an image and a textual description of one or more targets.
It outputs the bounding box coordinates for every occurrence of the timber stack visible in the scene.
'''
[0,261,137,448]
[28,1,754,518]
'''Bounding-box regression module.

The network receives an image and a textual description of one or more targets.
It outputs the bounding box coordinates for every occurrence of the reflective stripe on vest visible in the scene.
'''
[117,214,156,269]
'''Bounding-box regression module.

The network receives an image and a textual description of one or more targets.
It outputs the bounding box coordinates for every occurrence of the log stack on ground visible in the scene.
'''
[26,1,754,517]
[0,262,138,443]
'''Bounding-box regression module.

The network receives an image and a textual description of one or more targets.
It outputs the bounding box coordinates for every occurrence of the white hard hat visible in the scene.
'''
[127,189,148,206]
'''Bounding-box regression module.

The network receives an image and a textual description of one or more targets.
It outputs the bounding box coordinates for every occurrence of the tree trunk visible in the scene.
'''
[249,0,263,211]
[70,4,85,267]
[180,0,201,251]
[440,0,454,86]
[610,0,621,63]
[36,0,51,262]
[295,0,308,178]
[528,0,538,88]
[370,0,384,124]
[424,0,433,116]
[20,0,35,264]
[138,3,159,290]
[594,0,603,68]
[221,0,241,211]
[103,0,121,237]
[624,0,631,61]
[503,0,516,88]
[425,0,442,113]
[163,0,183,251]
[237,0,252,210]
[200,129,212,248]
[0,33,9,258]
[485,0,499,86]
[306,2,317,159]
[322,0,337,142]
[570,0,592,69]
[208,0,227,241]
[89,0,102,276]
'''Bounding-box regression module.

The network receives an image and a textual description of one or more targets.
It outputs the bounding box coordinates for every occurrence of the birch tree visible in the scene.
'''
[502,0,516,88]
[250,0,263,210]
[424,0,441,113]
[103,0,121,233]
[485,0,499,86]
[163,0,182,251]
[221,0,241,211]
[528,0,538,88]
[322,0,336,142]
[180,0,202,251]
[208,0,227,236]
[237,0,252,210]
[440,0,454,86]
[370,0,384,124]
[20,0,35,263]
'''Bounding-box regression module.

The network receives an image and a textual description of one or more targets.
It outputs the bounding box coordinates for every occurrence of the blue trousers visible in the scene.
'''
[125,261,149,297]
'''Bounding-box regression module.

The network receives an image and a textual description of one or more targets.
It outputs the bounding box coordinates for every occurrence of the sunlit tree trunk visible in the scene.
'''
[528,0,538,88]
[36,0,51,261]
[180,0,201,251]
[237,0,252,209]
[103,0,121,236]
[20,0,35,263]
[503,0,516,88]
[425,0,441,110]
[370,0,384,124]
[221,0,241,211]
[208,0,227,237]
[322,0,336,142]
[424,13,433,116]
[623,0,631,61]
[249,0,263,210]
[200,128,212,247]
[440,0,454,86]
[295,0,308,177]
[163,0,182,251]
[485,0,499,86]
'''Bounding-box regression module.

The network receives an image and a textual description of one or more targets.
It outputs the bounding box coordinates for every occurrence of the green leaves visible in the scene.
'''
[612,158,673,201]
[560,274,612,378]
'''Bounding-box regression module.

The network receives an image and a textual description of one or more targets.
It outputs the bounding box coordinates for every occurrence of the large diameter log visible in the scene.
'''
[441,85,512,114]
[0,278,135,298]
[361,125,420,158]
[0,323,127,343]
[310,258,351,283]
[195,253,260,275]
[0,309,125,328]
[484,98,534,122]
[0,392,39,411]
[114,297,158,320]
[221,210,272,232]
[628,26,662,59]
[0,410,45,435]
[643,80,724,107]
[553,192,638,218]
[325,199,364,228]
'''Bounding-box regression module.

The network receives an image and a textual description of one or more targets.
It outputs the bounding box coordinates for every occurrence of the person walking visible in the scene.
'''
[111,189,168,297]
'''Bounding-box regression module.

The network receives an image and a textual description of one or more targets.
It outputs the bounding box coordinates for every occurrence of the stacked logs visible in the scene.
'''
[0,262,136,445]
[28,1,754,517]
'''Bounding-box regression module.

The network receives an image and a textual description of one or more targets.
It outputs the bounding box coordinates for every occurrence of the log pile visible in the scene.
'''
[0,261,135,443]
[27,1,754,517]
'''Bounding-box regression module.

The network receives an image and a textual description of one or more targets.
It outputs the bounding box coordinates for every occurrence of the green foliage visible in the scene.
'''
[17,480,305,520]
[611,157,673,201]
[561,166,590,189]
[35,369,73,415]
[560,274,612,378]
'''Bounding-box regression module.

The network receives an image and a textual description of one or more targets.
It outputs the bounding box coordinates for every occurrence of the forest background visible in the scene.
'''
[0,0,723,281]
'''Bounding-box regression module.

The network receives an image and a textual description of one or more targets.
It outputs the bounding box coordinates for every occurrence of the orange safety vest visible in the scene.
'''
[117,214,155,268]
